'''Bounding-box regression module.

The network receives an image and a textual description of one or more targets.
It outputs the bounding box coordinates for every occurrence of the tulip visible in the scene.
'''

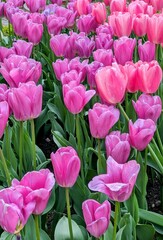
[50,34,69,57]
[52,59,69,80]
[87,61,103,89]
[88,157,140,202]
[150,0,163,12]
[133,14,148,37]
[54,6,77,28]
[147,14,163,44]
[124,62,138,93]
[88,103,120,138]
[51,146,80,188]
[0,2,4,17]
[0,101,9,138]
[29,12,45,24]
[95,63,128,104]
[24,0,46,13]
[11,12,28,38]
[109,12,133,37]
[137,60,162,94]
[0,46,15,62]
[0,188,35,234]
[138,40,155,62]
[110,0,126,13]
[82,199,111,238]
[26,21,43,45]
[95,33,113,50]
[76,0,91,15]
[96,23,113,36]
[129,119,156,151]
[12,169,55,215]
[0,84,8,102]
[7,0,24,7]
[63,82,96,114]
[93,49,114,66]
[113,37,136,65]
[132,94,162,123]
[92,2,107,24]
[8,81,43,121]
[68,57,88,81]
[77,14,98,34]
[47,15,66,35]
[61,70,82,85]
[105,131,130,163]
[13,40,33,58]
[128,0,148,15]
[75,35,95,58]
[0,55,42,87]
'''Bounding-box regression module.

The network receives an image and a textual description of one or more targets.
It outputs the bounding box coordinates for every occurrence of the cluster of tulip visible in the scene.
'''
[0,0,163,239]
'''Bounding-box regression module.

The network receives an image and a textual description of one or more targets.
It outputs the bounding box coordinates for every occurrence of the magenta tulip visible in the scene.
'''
[24,0,46,13]
[88,103,120,139]
[61,70,82,85]
[8,81,42,121]
[0,84,8,102]
[50,146,80,188]
[12,169,55,215]
[95,33,113,50]
[88,157,140,202]
[93,49,114,66]
[129,119,156,151]
[13,40,33,58]
[82,199,111,238]
[26,21,43,45]
[105,131,130,164]
[138,40,155,62]
[132,94,162,123]
[0,101,9,138]
[53,59,69,80]
[77,14,97,34]
[87,61,103,89]
[0,46,15,62]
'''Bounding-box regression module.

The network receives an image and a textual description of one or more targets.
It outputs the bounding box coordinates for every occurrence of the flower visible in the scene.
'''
[50,146,80,188]
[0,101,9,138]
[88,157,140,202]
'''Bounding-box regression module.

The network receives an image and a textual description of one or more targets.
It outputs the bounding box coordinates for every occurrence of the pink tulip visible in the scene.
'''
[96,23,113,36]
[50,34,69,57]
[26,20,43,45]
[0,188,35,233]
[92,2,107,24]
[95,33,113,50]
[29,12,45,24]
[129,119,156,151]
[50,146,80,188]
[0,84,8,102]
[150,0,163,12]
[54,6,77,28]
[77,14,98,34]
[0,46,15,62]
[61,70,82,85]
[138,40,155,62]
[24,0,46,13]
[7,0,24,7]
[109,12,133,37]
[137,60,162,94]
[95,63,128,104]
[113,36,136,65]
[12,169,55,215]
[76,0,91,15]
[88,157,140,202]
[63,82,96,114]
[88,103,120,138]
[13,40,33,58]
[11,12,29,38]
[47,15,66,35]
[0,55,42,87]
[53,59,69,80]
[147,14,163,44]
[132,94,162,123]
[110,0,127,13]
[51,0,62,5]
[0,2,4,17]
[0,101,9,138]
[124,62,138,93]
[93,49,114,66]
[75,35,95,58]
[87,61,103,89]
[82,199,111,238]
[105,131,130,164]
[8,81,42,121]
[132,14,148,37]
[68,57,88,81]
[128,0,148,15]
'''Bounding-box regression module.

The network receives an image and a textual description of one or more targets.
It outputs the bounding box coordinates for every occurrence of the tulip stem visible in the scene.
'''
[0,148,11,186]
[156,129,163,155]
[156,44,159,61]
[65,188,74,240]
[112,201,120,240]
[5,124,11,166]
[148,144,163,175]
[97,139,103,174]
[34,215,40,240]
[117,103,130,122]
[19,121,23,178]
[31,119,37,170]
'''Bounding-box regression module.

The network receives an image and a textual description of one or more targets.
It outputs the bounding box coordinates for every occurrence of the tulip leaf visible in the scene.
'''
[40,229,51,240]
[139,209,163,226]
[0,232,15,240]
[42,187,56,215]
[24,215,36,240]
[136,224,155,240]
[118,213,134,240]
[35,107,49,136]
[54,216,85,240]
[124,192,139,224]
[65,111,75,135]
[104,221,113,240]
[52,131,72,148]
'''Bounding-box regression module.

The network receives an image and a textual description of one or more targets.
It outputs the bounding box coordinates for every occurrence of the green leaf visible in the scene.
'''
[0,232,15,240]
[104,221,113,240]
[40,230,51,240]
[54,216,85,240]
[65,112,75,135]
[43,187,56,215]
[124,193,139,224]
[24,216,36,240]
[52,131,71,148]
[139,209,163,226]
[119,213,134,240]
[136,224,155,240]
[35,107,49,136]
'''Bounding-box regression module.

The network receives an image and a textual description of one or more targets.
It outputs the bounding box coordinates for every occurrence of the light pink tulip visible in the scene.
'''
[93,49,114,66]
[105,131,130,163]
[129,119,156,151]
[24,0,46,13]
[92,2,107,24]
[95,63,128,104]
[128,0,148,15]
[147,14,163,44]
[12,169,55,215]
[132,94,162,123]
[0,101,9,138]
[76,0,91,15]
[113,36,136,65]
[63,82,96,114]
[138,40,155,62]
[133,14,148,37]
[88,157,140,202]
[68,57,88,81]
[88,103,120,138]
[8,81,42,121]
[124,62,138,93]
[13,40,33,58]
[0,55,42,87]
[51,146,80,188]
[150,0,163,12]
[82,199,111,238]
[0,188,35,233]
[110,0,126,13]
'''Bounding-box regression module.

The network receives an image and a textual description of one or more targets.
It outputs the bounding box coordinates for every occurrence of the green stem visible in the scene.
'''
[19,121,23,178]
[0,148,11,186]
[156,128,163,155]
[5,125,11,165]
[76,114,84,182]
[65,188,73,240]
[30,119,36,170]
[117,103,130,122]
[97,139,102,174]
[156,44,159,62]
[152,138,161,153]
[34,215,40,240]
[148,144,163,175]
[112,201,120,240]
